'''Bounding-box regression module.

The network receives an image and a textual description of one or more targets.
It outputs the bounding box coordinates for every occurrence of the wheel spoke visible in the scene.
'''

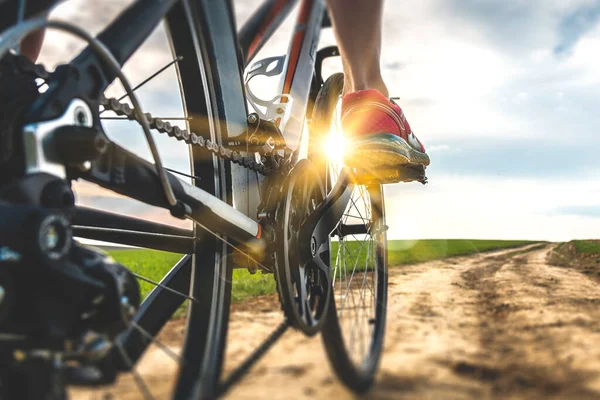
[130,321,183,365]
[195,219,272,273]
[115,341,156,400]
[163,167,202,182]
[312,75,388,384]
[339,236,369,315]
[130,272,197,302]
[100,55,183,110]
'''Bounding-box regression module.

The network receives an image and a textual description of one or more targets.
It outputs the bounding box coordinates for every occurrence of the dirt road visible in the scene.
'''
[75,244,600,399]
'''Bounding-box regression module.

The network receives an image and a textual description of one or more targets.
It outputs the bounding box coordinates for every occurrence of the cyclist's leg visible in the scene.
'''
[325,0,388,97]
[325,0,430,168]
[0,0,58,62]
[21,30,45,61]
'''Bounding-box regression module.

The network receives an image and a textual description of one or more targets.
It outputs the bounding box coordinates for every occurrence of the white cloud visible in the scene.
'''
[33,0,600,241]
[563,23,600,85]
[426,144,452,153]
[385,174,600,241]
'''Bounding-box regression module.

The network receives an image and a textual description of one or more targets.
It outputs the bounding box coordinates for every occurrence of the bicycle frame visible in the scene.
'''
[59,0,325,250]
[12,0,330,368]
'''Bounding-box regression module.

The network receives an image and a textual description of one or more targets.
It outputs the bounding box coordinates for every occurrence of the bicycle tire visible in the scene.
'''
[0,2,235,399]
[309,72,389,393]
[167,2,237,399]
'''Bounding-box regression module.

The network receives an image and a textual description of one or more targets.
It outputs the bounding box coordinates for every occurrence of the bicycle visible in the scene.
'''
[0,0,426,398]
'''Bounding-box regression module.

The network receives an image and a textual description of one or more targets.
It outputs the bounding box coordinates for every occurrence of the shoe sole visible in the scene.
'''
[344,133,431,168]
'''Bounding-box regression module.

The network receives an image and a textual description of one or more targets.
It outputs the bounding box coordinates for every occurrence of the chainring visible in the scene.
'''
[274,160,331,335]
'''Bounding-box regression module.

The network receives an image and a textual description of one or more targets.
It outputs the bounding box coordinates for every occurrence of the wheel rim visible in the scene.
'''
[312,74,387,381]
[328,116,384,369]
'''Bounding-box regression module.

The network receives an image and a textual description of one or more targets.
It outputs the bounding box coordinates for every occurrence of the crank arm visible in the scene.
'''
[299,168,354,273]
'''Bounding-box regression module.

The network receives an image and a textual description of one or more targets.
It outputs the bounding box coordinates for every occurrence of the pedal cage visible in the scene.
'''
[351,164,428,185]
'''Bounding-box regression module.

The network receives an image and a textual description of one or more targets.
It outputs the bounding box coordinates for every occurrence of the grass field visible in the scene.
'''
[386,239,532,265]
[107,239,533,304]
[107,249,276,303]
[573,240,600,254]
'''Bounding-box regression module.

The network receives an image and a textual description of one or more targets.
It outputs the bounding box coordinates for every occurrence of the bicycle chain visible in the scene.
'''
[17,55,290,176]
[101,97,290,176]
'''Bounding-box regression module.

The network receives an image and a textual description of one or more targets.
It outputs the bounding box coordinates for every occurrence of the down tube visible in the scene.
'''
[278,0,325,154]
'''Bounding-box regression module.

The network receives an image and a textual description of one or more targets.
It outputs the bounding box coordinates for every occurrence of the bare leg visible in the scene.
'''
[20,30,45,62]
[22,2,388,93]
[325,0,388,97]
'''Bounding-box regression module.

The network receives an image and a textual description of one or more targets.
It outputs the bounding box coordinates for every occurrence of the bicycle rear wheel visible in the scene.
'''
[167,2,235,398]
[0,1,240,399]
[118,2,244,398]
[309,73,388,393]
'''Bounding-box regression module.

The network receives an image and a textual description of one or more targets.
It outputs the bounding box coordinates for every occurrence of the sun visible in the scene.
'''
[322,123,346,167]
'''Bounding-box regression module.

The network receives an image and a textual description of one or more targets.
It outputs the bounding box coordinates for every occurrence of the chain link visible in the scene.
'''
[101,96,289,176]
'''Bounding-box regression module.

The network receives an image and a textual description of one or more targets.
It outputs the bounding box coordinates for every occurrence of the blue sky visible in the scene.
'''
[39,0,600,241]
[375,0,600,240]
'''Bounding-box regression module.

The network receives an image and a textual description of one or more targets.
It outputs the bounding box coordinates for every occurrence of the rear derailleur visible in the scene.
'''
[0,178,141,398]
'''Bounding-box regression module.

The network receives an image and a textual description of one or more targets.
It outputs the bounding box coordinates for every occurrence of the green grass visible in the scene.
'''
[230,269,276,303]
[573,240,600,254]
[386,239,533,266]
[108,249,183,300]
[107,249,275,303]
[107,239,532,303]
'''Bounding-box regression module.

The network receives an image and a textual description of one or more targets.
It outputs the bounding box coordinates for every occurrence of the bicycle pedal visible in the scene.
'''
[351,165,427,185]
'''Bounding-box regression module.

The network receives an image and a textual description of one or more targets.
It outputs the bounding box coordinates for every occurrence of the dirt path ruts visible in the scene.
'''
[74,244,600,399]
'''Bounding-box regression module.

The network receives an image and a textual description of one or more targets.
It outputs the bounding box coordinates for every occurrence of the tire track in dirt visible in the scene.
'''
[74,244,600,399]
[377,244,600,400]
[463,245,600,399]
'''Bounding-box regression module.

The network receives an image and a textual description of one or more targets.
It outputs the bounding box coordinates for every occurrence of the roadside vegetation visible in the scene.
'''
[386,239,532,265]
[572,240,600,254]
[108,239,534,303]
[107,249,276,303]
[549,240,600,281]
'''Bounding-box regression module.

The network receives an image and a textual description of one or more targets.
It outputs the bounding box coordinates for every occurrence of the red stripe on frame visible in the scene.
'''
[247,0,290,62]
[282,0,314,97]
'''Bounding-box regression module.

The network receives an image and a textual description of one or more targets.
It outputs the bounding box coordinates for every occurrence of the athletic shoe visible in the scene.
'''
[341,89,430,169]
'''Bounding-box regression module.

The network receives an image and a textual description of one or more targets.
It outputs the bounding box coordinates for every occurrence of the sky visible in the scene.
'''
[37,0,600,241]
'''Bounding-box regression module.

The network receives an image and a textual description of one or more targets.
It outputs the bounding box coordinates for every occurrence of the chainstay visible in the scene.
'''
[101,96,288,176]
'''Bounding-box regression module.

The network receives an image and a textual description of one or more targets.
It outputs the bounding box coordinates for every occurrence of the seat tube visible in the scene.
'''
[278,0,326,153]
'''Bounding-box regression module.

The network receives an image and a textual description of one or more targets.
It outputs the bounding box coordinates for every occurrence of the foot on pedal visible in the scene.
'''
[341,89,430,184]
[351,164,427,185]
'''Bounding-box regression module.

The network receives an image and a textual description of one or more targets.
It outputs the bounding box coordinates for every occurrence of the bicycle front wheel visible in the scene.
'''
[309,72,389,393]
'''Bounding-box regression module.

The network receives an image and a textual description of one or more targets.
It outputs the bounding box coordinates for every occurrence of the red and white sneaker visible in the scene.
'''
[341,90,430,169]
